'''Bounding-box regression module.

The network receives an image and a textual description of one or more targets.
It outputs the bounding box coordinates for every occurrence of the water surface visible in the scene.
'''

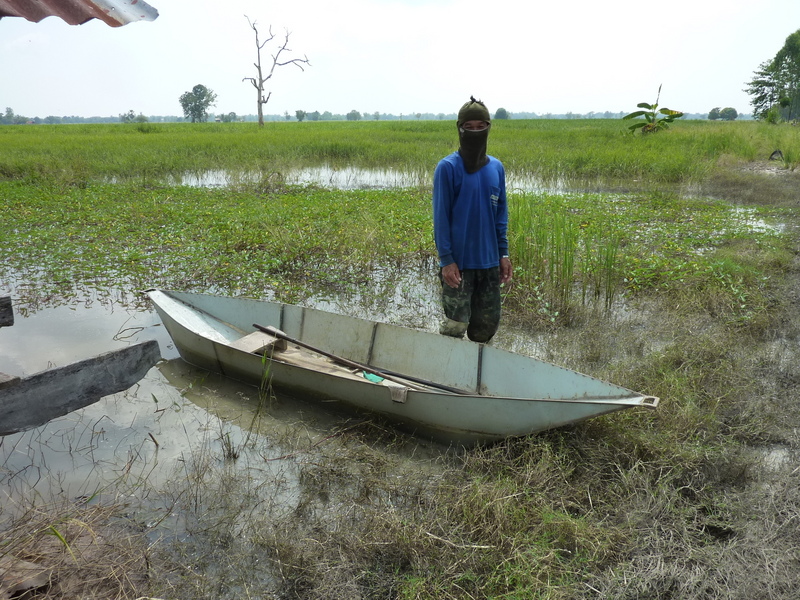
[0,284,451,517]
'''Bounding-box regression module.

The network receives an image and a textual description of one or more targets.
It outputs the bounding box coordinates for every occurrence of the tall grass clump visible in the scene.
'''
[508,192,624,323]
[506,189,787,329]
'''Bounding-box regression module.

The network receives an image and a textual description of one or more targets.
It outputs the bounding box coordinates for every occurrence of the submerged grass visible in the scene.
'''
[0,178,789,330]
[2,119,800,598]
[0,180,433,306]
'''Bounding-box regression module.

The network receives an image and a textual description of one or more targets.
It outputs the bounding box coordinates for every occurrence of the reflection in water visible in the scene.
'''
[0,270,533,595]
[0,294,174,377]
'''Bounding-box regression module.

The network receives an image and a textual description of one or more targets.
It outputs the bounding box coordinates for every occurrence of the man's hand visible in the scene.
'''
[442,263,462,288]
[500,257,513,285]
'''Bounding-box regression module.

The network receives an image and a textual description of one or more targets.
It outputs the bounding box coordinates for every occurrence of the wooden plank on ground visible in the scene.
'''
[0,340,162,436]
[0,296,12,328]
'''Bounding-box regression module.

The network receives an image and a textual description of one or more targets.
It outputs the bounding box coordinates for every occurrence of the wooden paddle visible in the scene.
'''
[253,323,470,395]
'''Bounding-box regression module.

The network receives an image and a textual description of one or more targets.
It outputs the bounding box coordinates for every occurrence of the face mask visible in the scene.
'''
[458,124,490,174]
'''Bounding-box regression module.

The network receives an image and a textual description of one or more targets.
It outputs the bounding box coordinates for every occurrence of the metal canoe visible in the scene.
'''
[145,289,658,446]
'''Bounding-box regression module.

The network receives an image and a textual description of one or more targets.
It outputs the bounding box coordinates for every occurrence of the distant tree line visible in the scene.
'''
[1,105,746,125]
[119,109,149,124]
[1,107,29,124]
[278,109,724,121]
[708,107,738,121]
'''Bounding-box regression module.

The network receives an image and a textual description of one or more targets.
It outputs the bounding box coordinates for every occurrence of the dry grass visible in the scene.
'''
[0,502,151,599]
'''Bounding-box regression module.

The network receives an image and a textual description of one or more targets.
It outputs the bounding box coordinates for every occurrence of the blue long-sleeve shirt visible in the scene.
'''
[432,152,508,269]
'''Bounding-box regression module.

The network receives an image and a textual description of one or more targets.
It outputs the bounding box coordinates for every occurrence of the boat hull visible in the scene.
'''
[146,290,657,445]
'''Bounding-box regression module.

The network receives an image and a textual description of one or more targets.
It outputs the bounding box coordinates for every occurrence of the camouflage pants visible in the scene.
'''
[439,267,501,343]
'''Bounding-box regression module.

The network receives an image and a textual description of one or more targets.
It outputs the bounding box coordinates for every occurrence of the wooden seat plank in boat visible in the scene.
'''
[229,330,288,354]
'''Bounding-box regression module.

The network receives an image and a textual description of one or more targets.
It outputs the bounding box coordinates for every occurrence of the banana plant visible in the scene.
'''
[623,84,684,133]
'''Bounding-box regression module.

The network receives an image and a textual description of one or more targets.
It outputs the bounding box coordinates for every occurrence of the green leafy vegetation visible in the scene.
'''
[0,180,432,305]
[507,190,787,326]
[623,85,684,133]
[178,83,218,123]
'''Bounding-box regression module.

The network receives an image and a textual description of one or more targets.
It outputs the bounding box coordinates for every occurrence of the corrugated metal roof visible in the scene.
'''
[0,0,158,27]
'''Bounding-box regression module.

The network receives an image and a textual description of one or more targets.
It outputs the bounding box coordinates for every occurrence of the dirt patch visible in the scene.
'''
[704,160,800,206]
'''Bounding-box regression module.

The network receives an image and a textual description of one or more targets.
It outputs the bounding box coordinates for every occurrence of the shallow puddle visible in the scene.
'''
[166,164,573,193]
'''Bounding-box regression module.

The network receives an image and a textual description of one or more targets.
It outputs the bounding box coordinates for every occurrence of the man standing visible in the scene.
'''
[433,96,512,343]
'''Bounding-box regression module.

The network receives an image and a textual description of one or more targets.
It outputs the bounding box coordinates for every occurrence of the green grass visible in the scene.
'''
[1,119,797,185]
[0,179,433,305]
[503,183,788,326]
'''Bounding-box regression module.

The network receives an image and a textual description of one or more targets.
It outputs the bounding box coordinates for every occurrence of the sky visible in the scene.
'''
[2,0,800,119]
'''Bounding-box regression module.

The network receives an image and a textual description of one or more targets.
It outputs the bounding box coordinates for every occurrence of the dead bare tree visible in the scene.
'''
[243,16,311,127]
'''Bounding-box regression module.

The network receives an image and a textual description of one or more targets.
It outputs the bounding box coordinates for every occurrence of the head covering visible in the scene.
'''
[457,96,491,126]
[457,96,491,173]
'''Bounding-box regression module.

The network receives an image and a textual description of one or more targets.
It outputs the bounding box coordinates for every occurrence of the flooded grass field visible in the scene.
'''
[2,119,800,598]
